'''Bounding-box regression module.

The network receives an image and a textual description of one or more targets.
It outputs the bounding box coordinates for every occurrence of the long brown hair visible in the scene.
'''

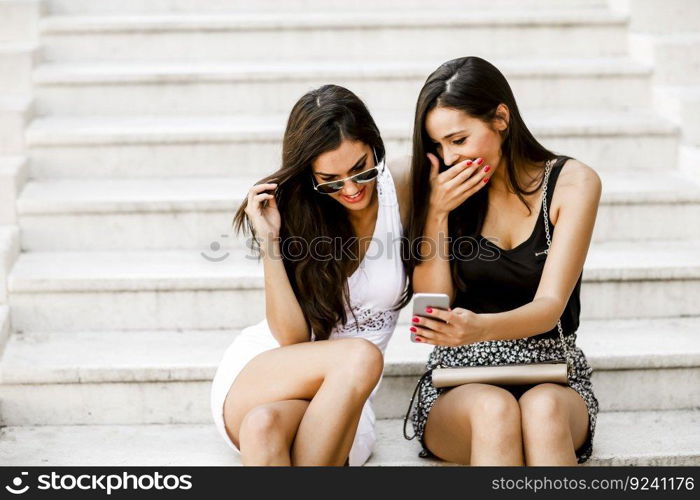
[404,56,558,292]
[233,84,408,340]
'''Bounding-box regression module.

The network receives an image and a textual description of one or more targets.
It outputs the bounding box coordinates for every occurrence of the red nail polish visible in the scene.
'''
[466,160,473,166]
[476,158,484,165]
[483,165,491,173]
[410,326,417,332]
[412,317,419,323]
[416,337,423,342]
[483,177,490,183]
[425,307,433,313]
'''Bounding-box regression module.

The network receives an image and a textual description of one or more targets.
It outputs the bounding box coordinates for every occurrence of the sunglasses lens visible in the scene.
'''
[355,168,379,183]
[317,181,344,194]
[314,162,381,195]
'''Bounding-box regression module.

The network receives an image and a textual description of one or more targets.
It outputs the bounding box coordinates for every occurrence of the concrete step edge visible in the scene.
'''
[2,317,700,384]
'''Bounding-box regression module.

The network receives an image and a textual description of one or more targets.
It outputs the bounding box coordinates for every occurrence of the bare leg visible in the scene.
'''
[238,400,309,465]
[292,372,370,466]
[423,383,524,465]
[223,337,383,466]
[518,383,590,466]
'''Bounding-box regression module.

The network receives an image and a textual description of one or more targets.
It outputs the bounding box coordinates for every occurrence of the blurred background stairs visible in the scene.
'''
[0,0,699,465]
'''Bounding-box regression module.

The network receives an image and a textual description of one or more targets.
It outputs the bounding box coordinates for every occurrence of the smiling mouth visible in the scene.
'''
[341,186,366,203]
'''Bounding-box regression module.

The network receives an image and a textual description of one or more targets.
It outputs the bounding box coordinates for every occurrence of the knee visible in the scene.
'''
[471,388,522,441]
[475,389,521,423]
[239,405,287,449]
[519,385,569,438]
[334,338,384,389]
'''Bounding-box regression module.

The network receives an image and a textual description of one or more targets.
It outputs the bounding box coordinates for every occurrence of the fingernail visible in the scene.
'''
[416,337,423,343]
[466,160,473,166]
[412,317,420,323]
[476,158,484,165]
[483,177,490,183]
[425,307,433,313]
[483,165,491,173]
[410,326,417,333]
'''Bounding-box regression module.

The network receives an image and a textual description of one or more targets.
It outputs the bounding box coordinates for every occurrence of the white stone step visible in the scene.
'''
[0,43,37,94]
[0,318,698,425]
[0,155,28,225]
[33,57,653,116]
[48,0,608,16]
[39,10,630,62]
[1,410,699,465]
[15,175,255,251]
[0,304,9,354]
[680,145,700,184]
[368,411,700,466]
[0,225,20,304]
[0,0,42,43]
[25,110,679,178]
[0,96,32,154]
[14,169,700,252]
[624,0,700,35]
[6,240,700,333]
[384,317,700,417]
[654,85,700,147]
[640,33,700,85]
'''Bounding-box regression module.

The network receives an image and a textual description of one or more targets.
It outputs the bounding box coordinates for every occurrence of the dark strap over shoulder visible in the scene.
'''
[543,155,572,212]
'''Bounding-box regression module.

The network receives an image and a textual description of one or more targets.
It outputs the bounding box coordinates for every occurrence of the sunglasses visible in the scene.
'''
[312,149,385,195]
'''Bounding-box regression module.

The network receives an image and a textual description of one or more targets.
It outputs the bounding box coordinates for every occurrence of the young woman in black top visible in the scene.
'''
[404,56,601,465]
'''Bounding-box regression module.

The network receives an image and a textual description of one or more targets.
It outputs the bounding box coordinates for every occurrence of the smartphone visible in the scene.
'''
[411,293,450,342]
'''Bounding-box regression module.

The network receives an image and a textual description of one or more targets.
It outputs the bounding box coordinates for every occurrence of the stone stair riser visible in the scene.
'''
[8,279,700,333]
[34,72,651,116]
[654,89,700,147]
[0,104,31,154]
[651,39,700,85]
[0,1,42,43]
[0,47,36,94]
[27,134,678,178]
[41,25,628,63]
[47,0,608,15]
[1,365,697,425]
[16,200,700,251]
[624,0,700,34]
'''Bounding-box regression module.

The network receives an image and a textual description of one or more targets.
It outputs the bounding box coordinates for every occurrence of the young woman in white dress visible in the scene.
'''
[210,84,410,466]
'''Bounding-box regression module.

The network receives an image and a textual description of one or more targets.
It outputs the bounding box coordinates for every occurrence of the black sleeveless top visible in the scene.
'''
[452,155,581,340]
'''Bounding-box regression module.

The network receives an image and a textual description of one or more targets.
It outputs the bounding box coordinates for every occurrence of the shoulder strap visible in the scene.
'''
[541,159,573,376]
[543,155,569,211]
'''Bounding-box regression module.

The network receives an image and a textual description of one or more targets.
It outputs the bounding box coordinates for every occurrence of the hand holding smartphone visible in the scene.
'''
[411,293,450,343]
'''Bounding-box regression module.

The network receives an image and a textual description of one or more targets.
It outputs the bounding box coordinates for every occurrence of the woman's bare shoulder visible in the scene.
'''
[558,158,601,190]
[550,158,601,225]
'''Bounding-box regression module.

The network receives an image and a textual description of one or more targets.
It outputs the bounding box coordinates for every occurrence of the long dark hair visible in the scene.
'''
[234,84,407,340]
[404,56,558,292]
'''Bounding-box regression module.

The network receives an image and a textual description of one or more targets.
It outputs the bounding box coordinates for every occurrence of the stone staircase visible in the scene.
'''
[1,0,699,466]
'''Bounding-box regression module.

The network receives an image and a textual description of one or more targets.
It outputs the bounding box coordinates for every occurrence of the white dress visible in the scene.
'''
[210,163,406,466]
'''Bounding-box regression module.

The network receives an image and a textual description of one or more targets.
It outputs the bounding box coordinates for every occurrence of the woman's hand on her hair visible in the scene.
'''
[244,182,281,241]
[410,307,486,347]
[426,152,490,217]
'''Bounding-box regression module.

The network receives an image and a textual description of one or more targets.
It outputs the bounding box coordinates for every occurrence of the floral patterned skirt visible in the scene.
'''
[408,333,599,464]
